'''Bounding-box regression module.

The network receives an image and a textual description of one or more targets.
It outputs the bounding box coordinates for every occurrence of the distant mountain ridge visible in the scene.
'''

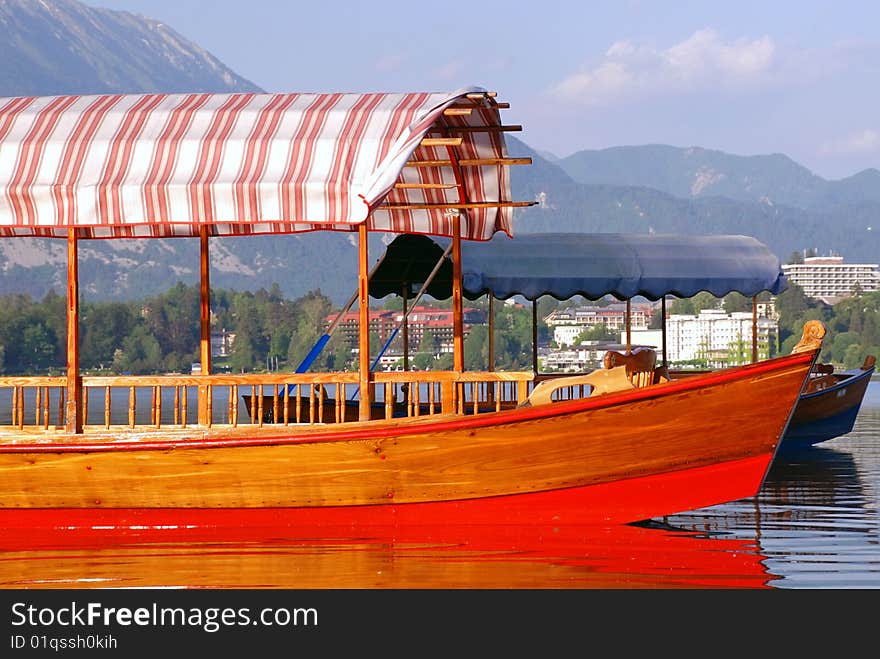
[507,137,880,266]
[0,0,260,95]
[0,0,877,306]
[557,144,880,211]
[0,0,364,304]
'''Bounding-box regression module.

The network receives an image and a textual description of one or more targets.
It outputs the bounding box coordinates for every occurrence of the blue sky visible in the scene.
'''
[88,0,880,180]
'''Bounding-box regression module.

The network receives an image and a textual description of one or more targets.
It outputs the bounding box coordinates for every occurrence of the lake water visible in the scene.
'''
[1,382,878,590]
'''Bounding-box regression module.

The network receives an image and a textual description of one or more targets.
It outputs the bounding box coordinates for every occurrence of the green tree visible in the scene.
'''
[831,332,860,364]
[286,290,333,369]
[228,328,257,372]
[692,292,719,313]
[575,323,615,343]
[229,293,268,370]
[112,325,162,374]
[412,351,434,370]
[324,332,352,372]
[843,343,868,369]
[775,282,811,346]
[20,323,55,371]
[668,298,694,315]
[143,281,200,359]
[40,290,67,366]
[722,292,751,313]
[464,324,489,370]
[435,353,454,371]
[419,330,438,356]
[80,302,138,369]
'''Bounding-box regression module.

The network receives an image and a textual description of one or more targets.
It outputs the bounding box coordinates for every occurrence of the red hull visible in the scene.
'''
[0,453,772,534]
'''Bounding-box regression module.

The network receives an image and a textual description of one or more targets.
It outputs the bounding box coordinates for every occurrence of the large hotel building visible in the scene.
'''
[781,256,880,304]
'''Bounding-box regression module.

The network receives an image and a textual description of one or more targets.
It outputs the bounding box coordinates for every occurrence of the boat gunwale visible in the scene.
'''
[797,364,875,401]
[0,349,817,454]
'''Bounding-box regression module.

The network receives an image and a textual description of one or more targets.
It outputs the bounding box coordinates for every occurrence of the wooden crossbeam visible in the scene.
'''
[378,201,536,211]
[446,101,510,111]
[431,125,522,133]
[394,182,457,189]
[419,137,463,147]
[405,157,532,168]
[447,101,510,111]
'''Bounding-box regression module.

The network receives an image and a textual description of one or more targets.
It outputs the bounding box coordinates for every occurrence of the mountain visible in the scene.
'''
[0,0,366,304]
[557,144,880,211]
[0,0,260,95]
[508,137,880,264]
[0,0,877,306]
[0,230,373,305]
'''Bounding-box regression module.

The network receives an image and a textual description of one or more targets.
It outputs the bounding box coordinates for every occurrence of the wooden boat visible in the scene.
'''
[372,232,873,451]
[668,359,876,450]
[781,355,875,450]
[0,89,824,526]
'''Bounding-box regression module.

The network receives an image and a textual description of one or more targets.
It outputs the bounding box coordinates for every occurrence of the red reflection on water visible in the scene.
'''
[0,510,775,589]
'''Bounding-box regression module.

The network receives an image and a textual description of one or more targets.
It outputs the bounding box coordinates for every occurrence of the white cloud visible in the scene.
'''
[375,54,406,73]
[432,59,466,81]
[548,29,776,105]
[822,129,880,155]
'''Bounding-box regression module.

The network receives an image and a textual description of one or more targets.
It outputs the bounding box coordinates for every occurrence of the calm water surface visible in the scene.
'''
[665,380,880,589]
[2,382,878,589]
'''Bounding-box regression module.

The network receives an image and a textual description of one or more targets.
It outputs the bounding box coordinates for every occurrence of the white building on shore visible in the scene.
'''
[782,256,880,304]
[628,308,778,368]
[545,302,653,347]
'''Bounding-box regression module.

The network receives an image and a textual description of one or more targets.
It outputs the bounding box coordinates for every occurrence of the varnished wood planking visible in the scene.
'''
[0,352,812,509]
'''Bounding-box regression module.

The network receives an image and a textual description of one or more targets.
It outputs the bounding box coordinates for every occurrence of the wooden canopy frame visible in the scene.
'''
[34,89,535,427]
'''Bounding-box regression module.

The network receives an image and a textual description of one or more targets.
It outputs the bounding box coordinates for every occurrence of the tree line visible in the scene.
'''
[0,283,339,375]
[0,283,542,375]
[1,281,877,375]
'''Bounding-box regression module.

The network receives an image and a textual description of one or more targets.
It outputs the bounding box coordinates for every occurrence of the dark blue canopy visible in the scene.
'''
[369,232,787,301]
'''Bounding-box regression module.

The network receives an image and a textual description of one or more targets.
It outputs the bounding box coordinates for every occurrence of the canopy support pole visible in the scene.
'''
[402,284,409,408]
[488,293,495,372]
[358,223,372,421]
[532,299,539,375]
[661,297,668,368]
[198,227,212,425]
[751,296,758,363]
[446,145,467,378]
[402,285,409,373]
[65,229,82,434]
[625,299,632,352]
[452,218,464,373]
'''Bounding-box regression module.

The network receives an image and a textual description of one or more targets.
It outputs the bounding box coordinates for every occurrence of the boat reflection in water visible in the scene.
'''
[0,510,776,589]
[666,394,880,588]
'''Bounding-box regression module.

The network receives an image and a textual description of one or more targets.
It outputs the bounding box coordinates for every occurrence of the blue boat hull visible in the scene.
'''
[781,363,874,451]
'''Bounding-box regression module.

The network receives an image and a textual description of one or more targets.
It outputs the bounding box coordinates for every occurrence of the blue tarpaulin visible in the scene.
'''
[369,232,787,301]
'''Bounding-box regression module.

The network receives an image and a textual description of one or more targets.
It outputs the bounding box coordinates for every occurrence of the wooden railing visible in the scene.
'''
[0,370,536,434]
[1,376,67,429]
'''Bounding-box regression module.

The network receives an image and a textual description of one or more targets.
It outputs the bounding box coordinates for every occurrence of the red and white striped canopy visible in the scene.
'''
[0,87,514,240]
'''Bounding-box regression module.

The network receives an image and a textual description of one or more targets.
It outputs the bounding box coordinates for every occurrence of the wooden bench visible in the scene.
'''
[521,348,661,407]
[520,366,634,407]
[602,347,658,388]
